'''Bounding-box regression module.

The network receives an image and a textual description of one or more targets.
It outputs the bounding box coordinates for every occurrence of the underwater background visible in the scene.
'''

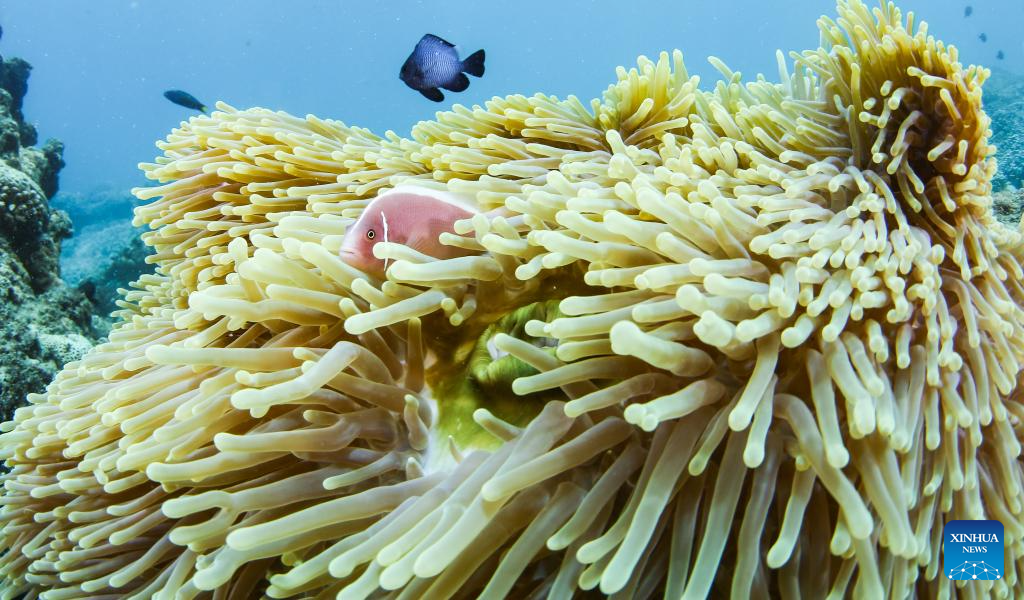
[1,0,1024,597]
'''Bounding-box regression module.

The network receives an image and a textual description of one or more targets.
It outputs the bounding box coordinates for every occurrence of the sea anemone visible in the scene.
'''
[2,0,1022,598]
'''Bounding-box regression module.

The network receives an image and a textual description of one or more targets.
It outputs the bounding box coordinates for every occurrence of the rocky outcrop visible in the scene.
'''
[987,69,1024,192]
[0,54,97,421]
[58,212,153,332]
[993,188,1024,227]
[52,180,155,332]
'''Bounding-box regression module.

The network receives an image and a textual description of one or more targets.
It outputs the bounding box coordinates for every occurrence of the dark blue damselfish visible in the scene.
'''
[399,34,485,103]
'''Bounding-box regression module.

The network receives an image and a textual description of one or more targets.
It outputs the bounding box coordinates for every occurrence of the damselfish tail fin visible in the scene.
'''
[462,49,485,77]
[200,105,208,114]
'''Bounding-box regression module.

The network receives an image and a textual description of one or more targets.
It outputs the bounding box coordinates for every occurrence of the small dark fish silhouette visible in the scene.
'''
[78,280,97,304]
[163,90,207,113]
[979,33,987,43]
[400,34,485,102]
[964,5,972,17]
[0,23,4,42]
[997,50,1005,60]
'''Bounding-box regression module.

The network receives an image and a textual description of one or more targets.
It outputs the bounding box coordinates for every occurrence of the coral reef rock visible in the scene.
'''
[56,190,155,332]
[993,188,1024,227]
[0,53,96,421]
[987,69,1024,191]
[3,1,1024,599]
[52,185,144,230]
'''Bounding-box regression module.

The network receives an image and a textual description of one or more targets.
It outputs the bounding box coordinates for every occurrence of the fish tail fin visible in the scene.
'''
[200,105,208,114]
[462,49,485,77]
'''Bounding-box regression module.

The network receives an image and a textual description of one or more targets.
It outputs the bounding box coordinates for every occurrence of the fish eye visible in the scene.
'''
[367,230,375,239]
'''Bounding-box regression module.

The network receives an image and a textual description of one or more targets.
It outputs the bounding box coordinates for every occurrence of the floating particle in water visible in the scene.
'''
[964,5,973,17]
[979,32,988,42]
[997,50,1005,60]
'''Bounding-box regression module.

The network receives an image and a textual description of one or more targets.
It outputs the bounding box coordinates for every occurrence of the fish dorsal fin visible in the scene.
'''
[421,34,455,49]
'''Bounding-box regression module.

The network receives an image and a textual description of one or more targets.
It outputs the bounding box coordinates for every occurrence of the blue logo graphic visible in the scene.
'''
[943,520,1004,581]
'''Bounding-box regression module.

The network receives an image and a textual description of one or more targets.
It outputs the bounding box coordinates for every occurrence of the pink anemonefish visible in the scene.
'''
[339,185,479,278]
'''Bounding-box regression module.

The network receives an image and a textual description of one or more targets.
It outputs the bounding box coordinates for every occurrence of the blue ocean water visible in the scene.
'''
[1,0,1021,202]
